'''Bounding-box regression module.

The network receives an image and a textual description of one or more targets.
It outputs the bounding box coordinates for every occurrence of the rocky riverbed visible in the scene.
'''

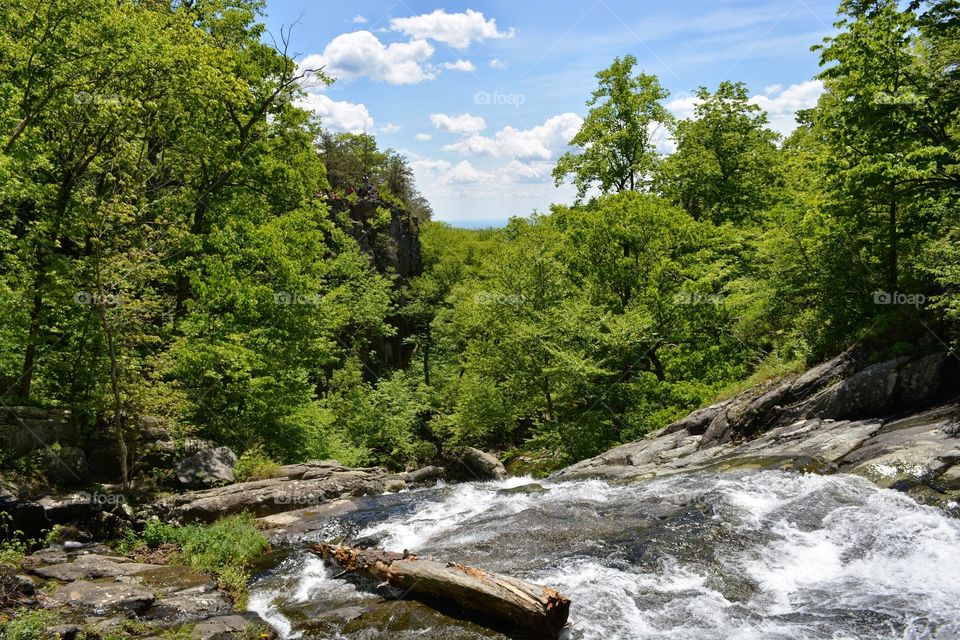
[3,350,959,639]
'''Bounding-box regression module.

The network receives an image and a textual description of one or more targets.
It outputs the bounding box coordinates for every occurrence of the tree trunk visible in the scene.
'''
[17,289,43,399]
[888,193,898,291]
[310,543,570,639]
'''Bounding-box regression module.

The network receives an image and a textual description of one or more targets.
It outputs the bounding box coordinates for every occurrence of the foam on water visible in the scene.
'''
[249,471,960,640]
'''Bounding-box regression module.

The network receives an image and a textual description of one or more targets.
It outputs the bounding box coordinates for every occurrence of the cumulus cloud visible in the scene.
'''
[441,113,583,160]
[415,133,433,141]
[380,122,400,134]
[665,93,700,120]
[390,9,515,49]
[430,112,487,135]
[442,59,476,72]
[300,31,435,85]
[750,80,824,136]
[750,80,824,116]
[410,158,452,174]
[666,80,825,138]
[501,160,554,183]
[296,94,373,133]
[351,15,367,24]
[489,58,508,69]
[439,160,493,185]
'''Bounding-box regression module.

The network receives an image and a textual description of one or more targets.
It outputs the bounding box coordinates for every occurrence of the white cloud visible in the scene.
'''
[430,112,487,135]
[442,59,476,72]
[380,122,400,134]
[390,9,515,49]
[501,160,554,183]
[489,58,507,69]
[666,80,826,139]
[442,113,583,160]
[750,80,824,136]
[666,94,701,120]
[300,31,435,85]
[415,133,433,141]
[440,160,493,185]
[750,80,824,116]
[410,158,452,174]
[296,94,373,133]
[351,15,367,24]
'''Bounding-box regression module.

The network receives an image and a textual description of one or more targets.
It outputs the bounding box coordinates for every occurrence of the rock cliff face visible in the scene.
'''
[328,197,423,281]
[328,196,424,373]
[556,351,960,513]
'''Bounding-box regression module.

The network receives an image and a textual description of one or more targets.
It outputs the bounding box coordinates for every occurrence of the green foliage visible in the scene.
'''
[0,512,30,569]
[131,514,269,606]
[1,608,58,640]
[553,55,673,199]
[233,445,281,482]
[0,0,957,480]
[657,81,782,224]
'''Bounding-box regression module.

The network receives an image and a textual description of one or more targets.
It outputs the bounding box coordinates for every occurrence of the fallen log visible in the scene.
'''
[309,543,570,638]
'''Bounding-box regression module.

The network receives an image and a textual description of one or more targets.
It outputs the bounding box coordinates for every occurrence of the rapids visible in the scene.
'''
[248,471,960,639]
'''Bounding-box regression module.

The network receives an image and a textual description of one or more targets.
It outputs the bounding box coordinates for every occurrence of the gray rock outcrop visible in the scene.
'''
[174,446,238,488]
[556,351,960,512]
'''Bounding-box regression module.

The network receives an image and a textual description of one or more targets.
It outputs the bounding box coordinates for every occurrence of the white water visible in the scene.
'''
[249,471,960,639]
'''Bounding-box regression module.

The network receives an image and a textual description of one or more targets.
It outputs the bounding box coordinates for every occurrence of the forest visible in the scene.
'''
[1,0,958,483]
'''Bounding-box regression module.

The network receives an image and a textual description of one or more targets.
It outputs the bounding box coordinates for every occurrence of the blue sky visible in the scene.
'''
[261,0,839,227]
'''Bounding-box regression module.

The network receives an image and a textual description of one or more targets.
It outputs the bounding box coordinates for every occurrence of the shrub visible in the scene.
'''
[233,445,281,482]
[124,514,269,606]
[1,608,58,640]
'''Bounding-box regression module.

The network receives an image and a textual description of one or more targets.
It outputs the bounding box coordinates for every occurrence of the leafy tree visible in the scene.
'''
[657,82,782,224]
[553,55,672,200]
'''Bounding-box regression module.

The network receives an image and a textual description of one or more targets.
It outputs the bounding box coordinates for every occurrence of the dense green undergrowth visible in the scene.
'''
[118,514,269,606]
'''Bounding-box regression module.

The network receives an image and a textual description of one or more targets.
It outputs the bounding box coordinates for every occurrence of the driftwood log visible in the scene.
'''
[309,543,571,638]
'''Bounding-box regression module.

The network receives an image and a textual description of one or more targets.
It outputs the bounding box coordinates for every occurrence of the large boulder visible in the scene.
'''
[51,580,156,614]
[444,447,508,481]
[30,553,161,581]
[150,461,390,523]
[174,446,237,488]
[38,445,88,486]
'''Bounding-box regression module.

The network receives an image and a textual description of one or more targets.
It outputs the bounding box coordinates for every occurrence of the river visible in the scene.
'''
[248,471,960,639]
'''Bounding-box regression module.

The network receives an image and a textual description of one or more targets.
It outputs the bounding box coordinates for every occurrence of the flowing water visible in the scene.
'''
[248,471,960,639]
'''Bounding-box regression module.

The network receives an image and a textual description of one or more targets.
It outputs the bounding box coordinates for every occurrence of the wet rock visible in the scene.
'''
[193,612,277,639]
[47,624,83,639]
[444,447,508,481]
[30,553,162,581]
[399,465,447,485]
[175,446,238,488]
[52,580,156,614]
[384,478,407,492]
[136,567,231,619]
